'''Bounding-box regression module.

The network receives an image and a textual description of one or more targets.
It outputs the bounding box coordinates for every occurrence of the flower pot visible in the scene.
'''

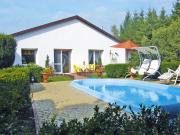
[42,73,49,83]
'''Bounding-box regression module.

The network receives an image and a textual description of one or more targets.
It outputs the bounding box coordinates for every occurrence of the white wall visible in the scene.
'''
[14,19,126,72]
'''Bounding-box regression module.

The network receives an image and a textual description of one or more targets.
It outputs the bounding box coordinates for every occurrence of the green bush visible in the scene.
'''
[105,64,129,78]
[40,104,180,135]
[27,64,43,82]
[14,64,43,82]
[160,61,180,73]
[0,67,32,134]
[0,34,17,68]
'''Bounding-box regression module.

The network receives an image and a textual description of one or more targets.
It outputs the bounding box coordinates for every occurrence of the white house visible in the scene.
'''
[12,15,127,73]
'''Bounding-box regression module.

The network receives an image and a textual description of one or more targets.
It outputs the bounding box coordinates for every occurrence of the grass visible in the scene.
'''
[87,73,108,78]
[48,75,72,82]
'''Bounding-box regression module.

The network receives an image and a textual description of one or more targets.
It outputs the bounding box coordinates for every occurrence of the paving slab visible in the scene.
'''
[31,81,107,130]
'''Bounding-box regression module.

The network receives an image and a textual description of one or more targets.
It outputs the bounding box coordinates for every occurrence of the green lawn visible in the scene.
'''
[48,75,72,82]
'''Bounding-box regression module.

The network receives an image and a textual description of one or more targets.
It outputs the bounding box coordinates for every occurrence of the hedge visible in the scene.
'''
[105,64,129,78]
[0,34,17,68]
[105,61,180,78]
[27,64,43,82]
[14,64,43,82]
[40,104,180,135]
[0,67,31,133]
[160,61,180,73]
[0,66,41,134]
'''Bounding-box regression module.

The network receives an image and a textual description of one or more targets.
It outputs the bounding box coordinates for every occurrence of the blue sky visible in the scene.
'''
[0,0,176,34]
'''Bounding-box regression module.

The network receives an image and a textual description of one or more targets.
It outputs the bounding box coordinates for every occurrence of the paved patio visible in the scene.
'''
[31,81,107,130]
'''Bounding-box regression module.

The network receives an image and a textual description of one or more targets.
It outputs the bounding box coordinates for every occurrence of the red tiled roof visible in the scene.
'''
[111,40,139,49]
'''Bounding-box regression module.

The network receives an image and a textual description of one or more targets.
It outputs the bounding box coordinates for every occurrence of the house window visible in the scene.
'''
[88,50,102,65]
[22,49,37,64]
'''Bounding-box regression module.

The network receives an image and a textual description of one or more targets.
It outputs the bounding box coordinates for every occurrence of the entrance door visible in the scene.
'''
[54,50,71,73]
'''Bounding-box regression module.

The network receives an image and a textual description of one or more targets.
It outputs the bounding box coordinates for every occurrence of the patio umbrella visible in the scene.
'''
[111,40,139,49]
[110,40,139,63]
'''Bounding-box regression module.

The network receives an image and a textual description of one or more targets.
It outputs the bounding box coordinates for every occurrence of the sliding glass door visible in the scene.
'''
[54,50,62,72]
[54,50,71,73]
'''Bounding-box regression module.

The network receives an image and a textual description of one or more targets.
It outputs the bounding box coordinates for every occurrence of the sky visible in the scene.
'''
[0,0,177,34]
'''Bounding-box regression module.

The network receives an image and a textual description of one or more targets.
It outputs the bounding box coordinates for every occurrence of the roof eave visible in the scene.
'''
[11,15,120,42]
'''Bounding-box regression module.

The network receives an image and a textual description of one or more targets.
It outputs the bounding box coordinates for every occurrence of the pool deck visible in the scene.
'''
[31,81,107,130]
[31,79,179,132]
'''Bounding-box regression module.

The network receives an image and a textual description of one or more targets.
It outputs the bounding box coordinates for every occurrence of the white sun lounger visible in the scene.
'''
[158,65,180,85]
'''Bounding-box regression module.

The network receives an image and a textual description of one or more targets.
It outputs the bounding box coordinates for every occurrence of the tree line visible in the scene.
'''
[112,0,180,62]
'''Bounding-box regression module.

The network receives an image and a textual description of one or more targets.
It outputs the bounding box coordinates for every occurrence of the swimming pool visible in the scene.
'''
[72,79,180,113]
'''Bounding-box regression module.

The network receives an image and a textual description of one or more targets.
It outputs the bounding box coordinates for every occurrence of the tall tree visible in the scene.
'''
[160,8,166,20]
[146,9,158,39]
[152,18,180,61]
[119,12,133,41]
[124,11,131,27]
[171,0,180,20]
[139,10,144,20]
[111,25,119,39]
[111,1,180,61]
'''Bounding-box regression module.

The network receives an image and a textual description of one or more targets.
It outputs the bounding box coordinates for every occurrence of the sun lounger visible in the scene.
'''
[158,65,180,85]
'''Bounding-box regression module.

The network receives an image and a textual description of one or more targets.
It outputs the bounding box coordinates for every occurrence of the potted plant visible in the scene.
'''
[95,57,103,77]
[42,55,53,83]
[42,68,51,83]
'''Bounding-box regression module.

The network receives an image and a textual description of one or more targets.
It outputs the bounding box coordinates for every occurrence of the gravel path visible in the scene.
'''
[31,81,107,131]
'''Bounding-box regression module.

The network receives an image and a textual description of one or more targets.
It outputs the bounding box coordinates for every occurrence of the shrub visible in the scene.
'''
[14,64,43,82]
[160,61,180,73]
[0,34,17,68]
[39,104,180,135]
[27,64,43,82]
[105,64,129,78]
[0,67,33,134]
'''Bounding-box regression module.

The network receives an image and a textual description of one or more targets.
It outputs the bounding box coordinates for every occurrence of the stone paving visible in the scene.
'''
[31,81,107,131]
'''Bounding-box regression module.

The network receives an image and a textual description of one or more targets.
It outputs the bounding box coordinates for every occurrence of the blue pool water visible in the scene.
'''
[72,79,180,113]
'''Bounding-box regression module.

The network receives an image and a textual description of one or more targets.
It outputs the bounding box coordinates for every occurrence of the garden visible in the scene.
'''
[0,34,180,135]
[0,1,180,134]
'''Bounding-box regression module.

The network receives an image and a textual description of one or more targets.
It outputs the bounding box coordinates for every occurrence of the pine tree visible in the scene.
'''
[111,1,180,61]
[124,11,131,27]
[158,8,170,28]
[139,10,144,20]
[111,25,119,39]
[119,12,132,41]
[172,0,180,20]
[160,8,166,20]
